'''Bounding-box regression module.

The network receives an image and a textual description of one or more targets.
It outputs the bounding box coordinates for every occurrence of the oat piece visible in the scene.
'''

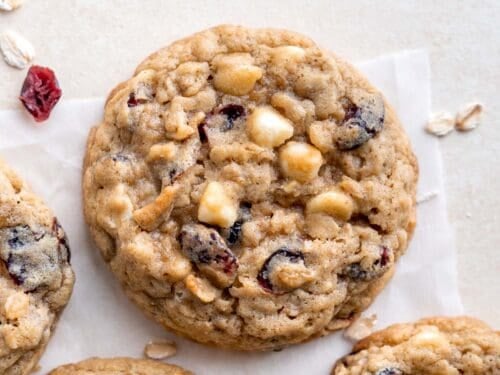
[83,25,418,351]
[416,190,439,204]
[0,30,35,69]
[425,111,455,137]
[0,0,23,12]
[455,102,483,131]
[144,339,177,360]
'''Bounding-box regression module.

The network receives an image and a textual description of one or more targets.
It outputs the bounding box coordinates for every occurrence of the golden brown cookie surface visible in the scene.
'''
[0,160,74,375]
[83,25,418,350]
[332,316,500,374]
[48,357,192,375]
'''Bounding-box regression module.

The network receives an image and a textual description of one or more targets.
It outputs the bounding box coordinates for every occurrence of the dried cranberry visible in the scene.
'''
[198,123,208,143]
[375,368,403,375]
[179,224,238,287]
[336,92,384,150]
[218,104,245,131]
[19,65,62,122]
[226,220,243,245]
[127,93,139,107]
[223,202,251,246]
[52,218,71,264]
[257,247,304,293]
[127,92,150,108]
[379,246,390,267]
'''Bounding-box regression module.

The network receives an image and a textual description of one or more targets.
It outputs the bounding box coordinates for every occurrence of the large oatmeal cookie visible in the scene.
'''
[332,316,500,374]
[0,160,74,374]
[83,25,418,350]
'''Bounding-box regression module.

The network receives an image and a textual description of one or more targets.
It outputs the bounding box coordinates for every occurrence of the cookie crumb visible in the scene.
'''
[344,314,377,341]
[425,112,454,137]
[455,102,483,131]
[0,0,23,11]
[417,191,439,204]
[144,339,177,360]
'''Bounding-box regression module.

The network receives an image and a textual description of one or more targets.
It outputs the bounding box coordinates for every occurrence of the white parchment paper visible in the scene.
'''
[0,50,463,374]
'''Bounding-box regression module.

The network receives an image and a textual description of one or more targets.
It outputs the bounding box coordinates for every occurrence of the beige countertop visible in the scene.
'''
[1,0,498,327]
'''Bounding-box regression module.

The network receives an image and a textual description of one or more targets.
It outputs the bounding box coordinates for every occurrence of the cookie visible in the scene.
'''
[0,160,74,374]
[332,316,500,374]
[48,357,192,375]
[83,25,418,350]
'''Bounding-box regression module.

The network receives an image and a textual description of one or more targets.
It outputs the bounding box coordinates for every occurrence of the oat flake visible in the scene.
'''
[0,0,23,11]
[144,339,177,360]
[455,102,483,131]
[425,111,455,137]
[0,30,35,69]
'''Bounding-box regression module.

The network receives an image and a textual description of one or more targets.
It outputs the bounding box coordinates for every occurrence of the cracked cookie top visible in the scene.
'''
[48,357,192,375]
[0,160,74,374]
[83,25,418,350]
[332,316,500,374]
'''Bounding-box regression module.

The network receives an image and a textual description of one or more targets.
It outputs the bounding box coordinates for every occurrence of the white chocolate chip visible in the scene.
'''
[455,102,483,131]
[0,0,23,11]
[213,54,263,96]
[198,181,238,228]
[279,141,323,182]
[271,46,306,64]
[144,339,177,360]
[306,190,354,221]
[0,30,35,69]
[411,326,450,351]
[425,111,455,137]
[247,106,294,148]
[344,314,377,341]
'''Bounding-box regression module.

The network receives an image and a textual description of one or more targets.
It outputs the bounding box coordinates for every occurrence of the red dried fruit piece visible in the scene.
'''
[179,224,238,288]
[19,65,62,122]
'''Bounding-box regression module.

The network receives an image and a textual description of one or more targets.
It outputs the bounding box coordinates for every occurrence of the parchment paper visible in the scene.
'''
[0,50,463,374]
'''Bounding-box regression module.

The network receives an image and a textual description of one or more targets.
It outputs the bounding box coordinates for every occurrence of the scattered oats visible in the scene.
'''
[425,111,455,137]
[417,190,439,204]
[0,30,35,69]
[466,212,472,218]
[344,314,378,341]
[144,339,177,360]
[455,102,483,131]
[0,0,23,11]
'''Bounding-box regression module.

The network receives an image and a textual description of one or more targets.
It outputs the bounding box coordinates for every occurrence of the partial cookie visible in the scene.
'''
[332,316,500,374]
[0,160,74,374]
[48,357,192,375]
[83,25,418,350]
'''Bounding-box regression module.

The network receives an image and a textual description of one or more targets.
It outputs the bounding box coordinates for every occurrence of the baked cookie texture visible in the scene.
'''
[83,25,418,350]
[48,357,192,375]
[332,316,500,374]
[0,160,74,374]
